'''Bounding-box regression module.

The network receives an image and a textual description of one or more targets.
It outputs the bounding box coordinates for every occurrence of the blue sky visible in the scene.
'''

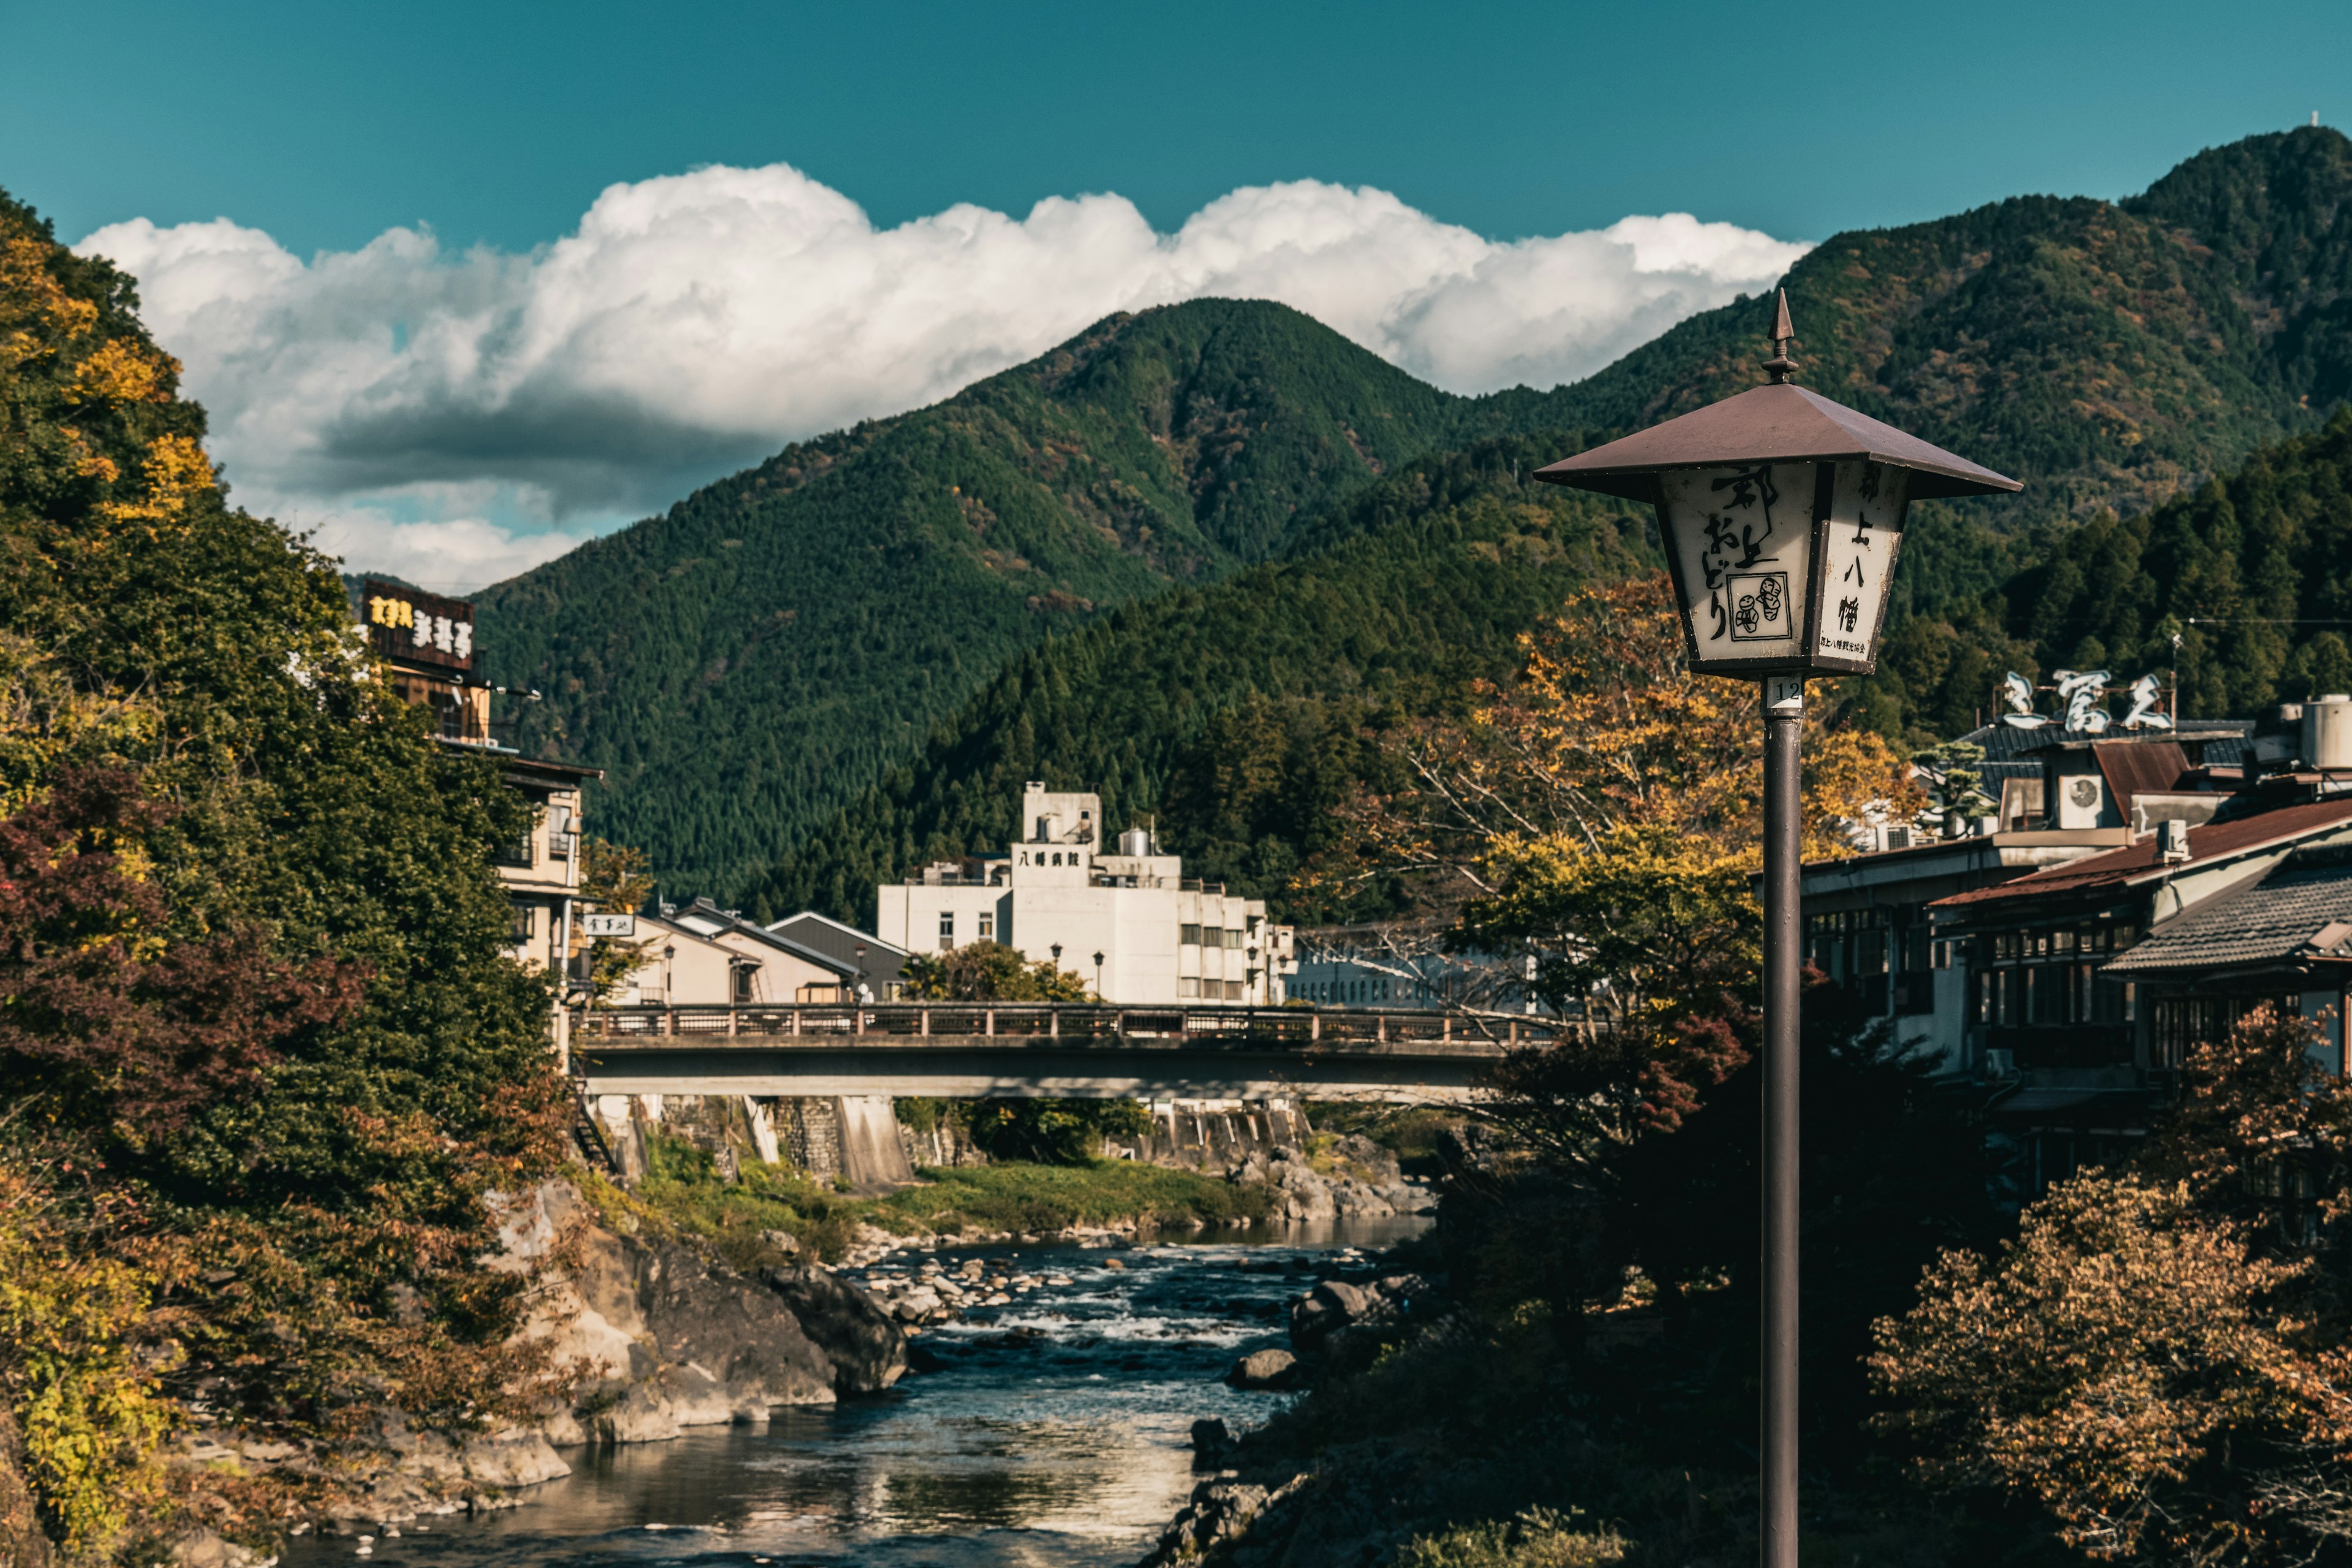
[9,0,2340,256]
[9,0,2343,590]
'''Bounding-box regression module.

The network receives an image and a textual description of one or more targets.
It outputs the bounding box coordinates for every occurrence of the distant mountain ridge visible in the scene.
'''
[473,300,1596,887]
[477,128,2352,894]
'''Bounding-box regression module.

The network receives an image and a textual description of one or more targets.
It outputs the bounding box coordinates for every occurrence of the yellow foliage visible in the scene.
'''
[0,1160,176,1556]
[100,434,216,527]
[0,636,159,815]
[66,337,175,407]
[0,234,96,370]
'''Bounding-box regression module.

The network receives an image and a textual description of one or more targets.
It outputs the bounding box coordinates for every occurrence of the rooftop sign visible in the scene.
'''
[361,579,475,673]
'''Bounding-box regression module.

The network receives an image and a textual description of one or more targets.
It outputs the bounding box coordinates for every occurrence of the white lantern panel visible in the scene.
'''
[1658,462,1818,668]
[1812,461,1910,668]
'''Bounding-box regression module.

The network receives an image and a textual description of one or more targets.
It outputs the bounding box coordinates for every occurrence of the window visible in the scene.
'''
[1180,924,1202,947]
[1178,977,1200,998]
[733,965,756,1005]
[1224,928,1244,949]
[1224,981,1244,1001]
[978,913,995,941]
[938,911,955,951]
[508,903,535,946]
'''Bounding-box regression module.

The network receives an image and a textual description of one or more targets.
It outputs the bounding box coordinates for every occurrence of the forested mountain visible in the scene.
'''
[1549,127,2352,534]
[473,301,1581,888]
[739,437,1647,924]
[479,127,2352,897]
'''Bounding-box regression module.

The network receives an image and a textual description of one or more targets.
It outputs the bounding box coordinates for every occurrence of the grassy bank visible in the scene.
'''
[589,1136,1274,1270]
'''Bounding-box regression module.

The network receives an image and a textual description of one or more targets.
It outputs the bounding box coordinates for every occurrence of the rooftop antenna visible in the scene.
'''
[1762,289,1798,384]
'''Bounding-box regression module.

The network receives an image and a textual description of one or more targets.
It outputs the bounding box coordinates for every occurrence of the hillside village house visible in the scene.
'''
[359,580,603,1055]
[1801,700,2352,1198]
[875,782,1298,1004]
[765,910,913,1000]
[598,901,864,1007]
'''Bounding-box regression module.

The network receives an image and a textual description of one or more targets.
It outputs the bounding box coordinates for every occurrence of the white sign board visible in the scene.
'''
[582,914,636,938]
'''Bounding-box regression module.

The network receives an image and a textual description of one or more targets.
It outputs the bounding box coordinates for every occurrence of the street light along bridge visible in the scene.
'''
[570,1002,1569,1103]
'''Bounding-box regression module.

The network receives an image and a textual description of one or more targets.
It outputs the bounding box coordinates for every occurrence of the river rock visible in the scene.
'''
[598,1382,683,1444]
[1150,1476,1305,1563]
[1268,1150,1335,1220]
[1226,1348,1302,1390]
[459,1433,571,1488]
[632,1238,837,1410]
[761,1266,910,1393]
[1289,1280,1374,1351]
[166,1529,257,1568]
[1190,1416,1239,1471]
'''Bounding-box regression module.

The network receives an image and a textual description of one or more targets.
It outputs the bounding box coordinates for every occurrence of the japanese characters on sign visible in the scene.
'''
[1811,460,1910,668]
[359,579,476,673]
[1659,462,1816,668]
[1655,459,1910,674]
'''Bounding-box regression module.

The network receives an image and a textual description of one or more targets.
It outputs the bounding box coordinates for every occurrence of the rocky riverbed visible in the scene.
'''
[261,1210,1433,1567]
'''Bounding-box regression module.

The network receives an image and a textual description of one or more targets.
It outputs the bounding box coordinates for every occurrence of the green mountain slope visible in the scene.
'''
[474,301,1569,888]
[482,129,2352,895]
[740,435,1646,925]
[1537,127,2352,537]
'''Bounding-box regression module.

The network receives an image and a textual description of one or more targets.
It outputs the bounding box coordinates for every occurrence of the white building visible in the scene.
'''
[875,782,1297,1004]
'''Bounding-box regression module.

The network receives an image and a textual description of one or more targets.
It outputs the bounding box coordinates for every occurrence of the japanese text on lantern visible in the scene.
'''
[1701,466,1789,644]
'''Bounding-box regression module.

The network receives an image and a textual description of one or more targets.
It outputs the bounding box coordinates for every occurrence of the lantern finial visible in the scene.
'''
[1763,288,1798,384]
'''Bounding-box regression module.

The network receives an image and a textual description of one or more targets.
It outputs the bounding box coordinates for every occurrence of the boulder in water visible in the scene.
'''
[1226,1348,1302,1390]
[763,1265,913,1392]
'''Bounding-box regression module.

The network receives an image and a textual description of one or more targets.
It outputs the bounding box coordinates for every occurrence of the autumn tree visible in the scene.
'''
[0,187,571,1552]
[576,837,656,1002]
[1872,1005,2352,1564]
[1303,573,1921,1171]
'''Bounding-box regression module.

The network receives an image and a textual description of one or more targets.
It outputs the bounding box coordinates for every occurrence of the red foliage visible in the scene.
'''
[0,768,364,1131]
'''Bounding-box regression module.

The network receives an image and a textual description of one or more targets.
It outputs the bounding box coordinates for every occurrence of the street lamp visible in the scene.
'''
[1532,291,2018,1568]
[1091,950,1105,997]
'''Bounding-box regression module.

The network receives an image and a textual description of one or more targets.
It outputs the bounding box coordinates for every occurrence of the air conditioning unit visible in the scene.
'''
[2160,818,2192,863]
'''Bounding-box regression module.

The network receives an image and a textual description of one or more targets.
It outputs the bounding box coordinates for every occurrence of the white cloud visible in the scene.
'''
[79,164,1807,591]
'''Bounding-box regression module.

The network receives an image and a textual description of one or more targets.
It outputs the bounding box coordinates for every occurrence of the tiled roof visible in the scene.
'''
[2106,849,2352,974]
[1951,718,2250,767]
[1932,796,2352,910]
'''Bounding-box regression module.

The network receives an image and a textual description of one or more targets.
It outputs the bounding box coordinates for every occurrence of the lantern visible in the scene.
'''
[1528,290,2020,1568]
[1532,292,2019,674]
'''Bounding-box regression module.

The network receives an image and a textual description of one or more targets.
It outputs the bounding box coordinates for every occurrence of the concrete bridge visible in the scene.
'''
[568,1002,1566,1104]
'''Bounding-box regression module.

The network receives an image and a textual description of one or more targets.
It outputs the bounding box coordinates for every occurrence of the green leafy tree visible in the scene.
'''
[901,940,1090,1003]
[0,187,572,1548]
[578,837,656,1002]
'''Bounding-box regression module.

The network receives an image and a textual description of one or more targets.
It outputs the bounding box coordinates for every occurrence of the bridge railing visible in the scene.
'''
[567,1002,1583,1049]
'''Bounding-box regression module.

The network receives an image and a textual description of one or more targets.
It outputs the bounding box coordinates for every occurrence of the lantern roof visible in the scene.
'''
[1533,383,2021,502]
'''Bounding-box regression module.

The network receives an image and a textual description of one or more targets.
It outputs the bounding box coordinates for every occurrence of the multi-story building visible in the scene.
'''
[1801,699,2352,1200]
[874,782,1297,1003]
[358,579,601,1053]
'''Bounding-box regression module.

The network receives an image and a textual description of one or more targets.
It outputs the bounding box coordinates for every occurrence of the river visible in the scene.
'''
[290,1215,1430,1567]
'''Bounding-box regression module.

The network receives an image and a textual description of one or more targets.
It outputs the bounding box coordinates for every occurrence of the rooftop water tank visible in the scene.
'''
[2305,695,2352,769]
[1118,826,1153,857]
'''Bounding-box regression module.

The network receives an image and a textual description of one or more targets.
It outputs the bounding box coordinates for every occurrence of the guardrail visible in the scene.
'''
[568,1003,1578,1049]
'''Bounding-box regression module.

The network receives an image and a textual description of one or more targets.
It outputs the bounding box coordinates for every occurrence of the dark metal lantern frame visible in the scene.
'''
[1530,303,2018,677]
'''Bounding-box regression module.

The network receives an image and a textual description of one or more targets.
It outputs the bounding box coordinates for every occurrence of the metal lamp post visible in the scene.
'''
[1532,291,2018,1567]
